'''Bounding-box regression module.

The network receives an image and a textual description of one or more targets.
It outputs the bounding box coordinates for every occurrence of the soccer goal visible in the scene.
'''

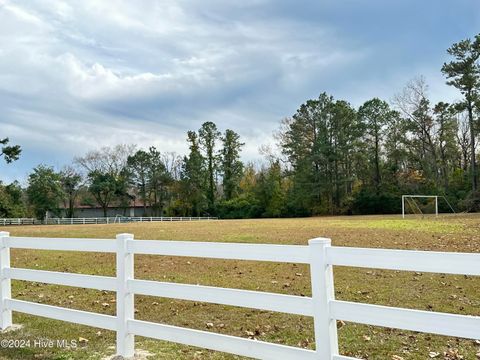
[402,195,439,218]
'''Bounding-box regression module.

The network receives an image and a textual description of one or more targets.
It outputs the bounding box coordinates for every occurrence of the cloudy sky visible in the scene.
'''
[0,0,479,183]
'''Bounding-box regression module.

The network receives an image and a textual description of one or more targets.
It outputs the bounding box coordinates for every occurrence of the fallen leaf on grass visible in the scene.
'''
[444,348,464,359]
[297,338,310,348]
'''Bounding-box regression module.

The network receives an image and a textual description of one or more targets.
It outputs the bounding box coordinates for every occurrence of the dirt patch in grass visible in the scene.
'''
[0,215,479,359]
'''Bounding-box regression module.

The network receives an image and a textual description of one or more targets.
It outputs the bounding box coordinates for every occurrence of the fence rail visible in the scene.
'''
[0,231,478,359]
[0,216,217,226]
[0,218,41,226]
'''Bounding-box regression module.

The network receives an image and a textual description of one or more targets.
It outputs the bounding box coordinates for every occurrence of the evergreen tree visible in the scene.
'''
[281,93,334,214]
[255,161,286,217]
[442,34,480,191]
[358,98,396,190]
[220,129,244,200]
[87,171,118,217]
[127,149,151,215]
[280,93,359,214]
[0,181,27,218]
[180,131,206,216]
[433,102,460,190]
[148,147,172,216]
[0,137,21,163]
[384,111,407,185]
[27,165,64,219]
[60,167,82,218]
[198,122,220,212]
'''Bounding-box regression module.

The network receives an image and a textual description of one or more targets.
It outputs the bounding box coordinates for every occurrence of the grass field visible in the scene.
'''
[0,215,479,360]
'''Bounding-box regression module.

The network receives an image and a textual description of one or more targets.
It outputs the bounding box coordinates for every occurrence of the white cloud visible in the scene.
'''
[0,0,475,181]
[1,1,47,28]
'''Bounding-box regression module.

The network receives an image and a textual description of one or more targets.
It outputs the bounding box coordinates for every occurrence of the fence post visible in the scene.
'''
[0,231,12,330]
[116,233,135,358]
[309,237,338,359]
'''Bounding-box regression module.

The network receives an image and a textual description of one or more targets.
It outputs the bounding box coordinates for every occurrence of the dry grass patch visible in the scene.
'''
[0,215,479,359]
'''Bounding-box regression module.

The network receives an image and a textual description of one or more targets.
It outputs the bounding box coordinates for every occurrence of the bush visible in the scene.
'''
[217,195,262,219]
[458,190,480,212]
[352,188,400,214]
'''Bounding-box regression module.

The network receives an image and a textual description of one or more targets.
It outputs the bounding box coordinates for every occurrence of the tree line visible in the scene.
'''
[1,33,479,218]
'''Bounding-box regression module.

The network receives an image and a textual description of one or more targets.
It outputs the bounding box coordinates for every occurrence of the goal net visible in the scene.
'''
[402,195,439,218]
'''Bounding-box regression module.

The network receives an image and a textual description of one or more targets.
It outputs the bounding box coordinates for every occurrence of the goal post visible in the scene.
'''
[402,195,438,218]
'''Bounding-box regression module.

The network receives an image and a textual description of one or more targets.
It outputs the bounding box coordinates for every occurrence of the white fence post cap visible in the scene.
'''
[116,233,134,239]
[308,237,331,245]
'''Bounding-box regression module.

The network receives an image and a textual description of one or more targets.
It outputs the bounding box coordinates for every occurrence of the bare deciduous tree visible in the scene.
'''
[75,144,137,177]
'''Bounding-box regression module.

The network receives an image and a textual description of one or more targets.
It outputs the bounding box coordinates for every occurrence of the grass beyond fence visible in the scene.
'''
[0,215,479,359]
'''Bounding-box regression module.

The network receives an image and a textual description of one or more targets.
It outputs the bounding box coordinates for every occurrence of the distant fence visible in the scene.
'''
[0,231,478,359]
[0,217,217,226]
[0,218,41,226]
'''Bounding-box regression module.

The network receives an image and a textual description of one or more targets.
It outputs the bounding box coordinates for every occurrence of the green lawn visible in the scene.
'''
[0,215,479,359]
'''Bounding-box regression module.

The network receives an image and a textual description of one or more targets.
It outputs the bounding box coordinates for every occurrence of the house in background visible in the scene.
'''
[47,199,154,218]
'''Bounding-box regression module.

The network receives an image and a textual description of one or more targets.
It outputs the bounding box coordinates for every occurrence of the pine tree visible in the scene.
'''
[358,98,396,191]
[198,122,221,212]
[220,129,244,200]
[181,131,206,216]
[442,34,480,191]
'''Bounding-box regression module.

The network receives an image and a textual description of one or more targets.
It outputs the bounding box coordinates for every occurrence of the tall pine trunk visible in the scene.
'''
[468,103,477,191]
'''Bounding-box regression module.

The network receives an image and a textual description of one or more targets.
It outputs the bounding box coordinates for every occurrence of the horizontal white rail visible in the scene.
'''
[128,319,317,360]
[6,299,116,331]
[1,217,218,226]
[129,240,311,263]
[327,246,480,276]
[6,268,116,291]
[403,194,438,198]
[0,218,41,226]
[331,300,480,340]
[6,237,116,252]
[128,279,313,316]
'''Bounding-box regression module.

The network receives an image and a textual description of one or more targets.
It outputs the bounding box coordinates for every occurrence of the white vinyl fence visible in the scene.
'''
[44,216,217,225]
[0,231,479,360]
[1,217,217,226]
[0,218,42,226]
